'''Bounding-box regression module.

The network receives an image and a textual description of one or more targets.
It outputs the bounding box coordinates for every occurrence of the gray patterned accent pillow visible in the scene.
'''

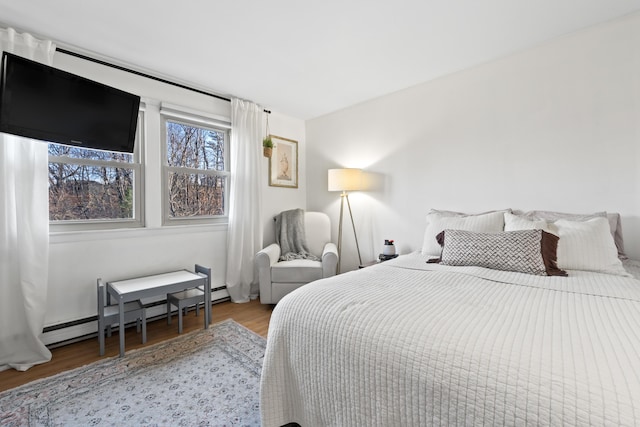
[434,229,567,276]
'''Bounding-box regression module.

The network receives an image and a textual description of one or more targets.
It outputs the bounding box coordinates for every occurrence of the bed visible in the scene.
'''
[259,210,640,426]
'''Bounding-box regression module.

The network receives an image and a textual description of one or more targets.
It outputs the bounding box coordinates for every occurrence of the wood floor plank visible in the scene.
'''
[0,299,274,393]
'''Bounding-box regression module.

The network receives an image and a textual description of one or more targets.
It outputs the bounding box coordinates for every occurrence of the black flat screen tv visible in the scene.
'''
[0,52,140,153]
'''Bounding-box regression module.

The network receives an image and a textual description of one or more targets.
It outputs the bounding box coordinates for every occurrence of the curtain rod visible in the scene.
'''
[56,47,271,114]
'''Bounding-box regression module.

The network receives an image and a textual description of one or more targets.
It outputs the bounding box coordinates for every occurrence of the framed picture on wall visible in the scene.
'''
[269,135,298,188]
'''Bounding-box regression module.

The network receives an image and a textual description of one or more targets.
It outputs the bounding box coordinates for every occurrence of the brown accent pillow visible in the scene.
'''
[539,231,566,276]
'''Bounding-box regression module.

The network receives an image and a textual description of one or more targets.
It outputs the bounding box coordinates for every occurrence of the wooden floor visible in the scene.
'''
[0,299,274,393]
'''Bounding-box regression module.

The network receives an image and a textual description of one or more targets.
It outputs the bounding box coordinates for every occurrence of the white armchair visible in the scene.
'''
[256,211,338,304]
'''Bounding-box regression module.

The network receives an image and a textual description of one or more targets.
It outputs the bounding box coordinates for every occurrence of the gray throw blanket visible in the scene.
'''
[275,208,320,261]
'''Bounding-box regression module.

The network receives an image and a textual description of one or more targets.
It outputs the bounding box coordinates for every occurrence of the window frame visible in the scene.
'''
[48,110,145,232]
[160,108,230,227]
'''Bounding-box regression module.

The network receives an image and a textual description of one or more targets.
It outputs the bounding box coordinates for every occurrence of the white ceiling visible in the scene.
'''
[1,1,639,120]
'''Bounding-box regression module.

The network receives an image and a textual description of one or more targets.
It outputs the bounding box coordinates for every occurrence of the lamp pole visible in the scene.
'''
[337,192,345,273]
[328,168,364,274]
[337,191,362,273]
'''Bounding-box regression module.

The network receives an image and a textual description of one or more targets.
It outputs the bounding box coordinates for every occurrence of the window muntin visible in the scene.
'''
[163,118,229,224]
[48,112,144,231]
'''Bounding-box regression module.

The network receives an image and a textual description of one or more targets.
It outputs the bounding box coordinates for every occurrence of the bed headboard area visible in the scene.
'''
[420,209,626,258]
[419,209,633,280]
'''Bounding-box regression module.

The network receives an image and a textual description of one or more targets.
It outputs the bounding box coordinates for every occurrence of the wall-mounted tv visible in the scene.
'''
[0,52,140,153]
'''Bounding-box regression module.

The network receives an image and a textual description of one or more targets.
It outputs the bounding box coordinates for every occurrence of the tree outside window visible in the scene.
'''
[48,145,135,221]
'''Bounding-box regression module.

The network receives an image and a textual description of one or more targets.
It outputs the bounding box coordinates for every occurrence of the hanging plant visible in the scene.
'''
[263,136,273,158]
[263,113,273,157]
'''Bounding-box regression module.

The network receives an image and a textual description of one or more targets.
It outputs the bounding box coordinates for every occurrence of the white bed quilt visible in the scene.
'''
[260,253,640,426]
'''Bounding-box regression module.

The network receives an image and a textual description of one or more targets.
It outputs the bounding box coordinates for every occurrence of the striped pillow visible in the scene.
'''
[554,217,628,276]
[421,211,505,256]
[504,212,549,231]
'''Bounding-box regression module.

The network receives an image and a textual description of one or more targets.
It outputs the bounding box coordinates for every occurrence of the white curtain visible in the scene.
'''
[0,28,55,371]
[225,99,264,302]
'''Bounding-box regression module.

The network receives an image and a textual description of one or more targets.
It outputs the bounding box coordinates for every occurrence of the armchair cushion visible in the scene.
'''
[276,209,319,261]
[272,259,324,283]
[305,212,331,257]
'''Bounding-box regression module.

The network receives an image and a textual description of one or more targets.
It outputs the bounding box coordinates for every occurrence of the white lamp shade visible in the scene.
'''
[328,168,363,192]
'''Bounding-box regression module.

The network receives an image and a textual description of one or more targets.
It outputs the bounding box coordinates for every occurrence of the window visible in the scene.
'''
[162,114,229,225]
[48,112,144,231]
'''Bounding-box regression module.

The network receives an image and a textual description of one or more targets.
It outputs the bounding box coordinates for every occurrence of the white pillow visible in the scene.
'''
[554,217,628,276]
[513,210,626,258]
[421,211,505,256]
[504,212,548,231]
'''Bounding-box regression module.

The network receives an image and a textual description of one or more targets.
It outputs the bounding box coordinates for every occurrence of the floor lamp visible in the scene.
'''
[328,168,363,273]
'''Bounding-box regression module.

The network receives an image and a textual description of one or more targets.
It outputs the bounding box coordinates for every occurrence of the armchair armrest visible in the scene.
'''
[256,243,281,304]
[256,243,281,268]
[321,242,338,278]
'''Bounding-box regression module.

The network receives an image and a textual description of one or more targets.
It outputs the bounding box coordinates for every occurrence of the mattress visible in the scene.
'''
[260,252,640,426]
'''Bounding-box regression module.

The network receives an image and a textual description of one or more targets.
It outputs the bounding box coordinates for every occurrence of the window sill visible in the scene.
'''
[50,222,228,244]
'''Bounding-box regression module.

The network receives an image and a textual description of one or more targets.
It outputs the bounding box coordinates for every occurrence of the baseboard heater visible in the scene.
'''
[43,285,229,349]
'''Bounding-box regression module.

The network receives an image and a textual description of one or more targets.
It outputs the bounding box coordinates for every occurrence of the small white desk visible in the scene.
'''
[107,269,210,357]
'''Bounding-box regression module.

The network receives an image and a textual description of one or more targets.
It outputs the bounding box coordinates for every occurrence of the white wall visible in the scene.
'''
[306,13,640,271]
[261,112,307,245]
[44,53,305,343]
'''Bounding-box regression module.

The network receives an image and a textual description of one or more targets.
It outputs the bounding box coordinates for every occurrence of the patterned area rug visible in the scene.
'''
[0,319,265,426]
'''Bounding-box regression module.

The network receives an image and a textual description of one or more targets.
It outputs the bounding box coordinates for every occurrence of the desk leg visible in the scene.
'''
[204,280,211,329]
[118,299,125,357]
